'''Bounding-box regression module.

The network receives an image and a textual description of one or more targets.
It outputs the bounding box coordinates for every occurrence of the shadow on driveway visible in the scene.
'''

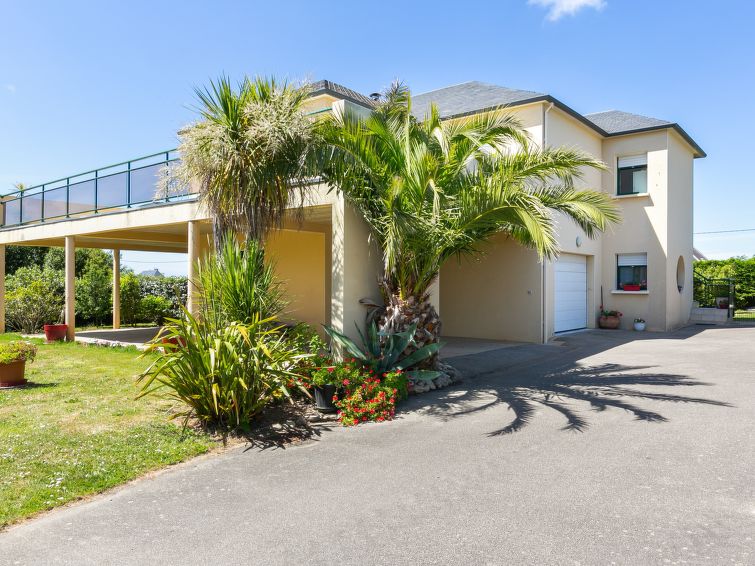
[403,326,734,435]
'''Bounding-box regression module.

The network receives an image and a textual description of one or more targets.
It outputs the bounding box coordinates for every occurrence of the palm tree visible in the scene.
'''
[319,84,620,352]
[168,76,316,249]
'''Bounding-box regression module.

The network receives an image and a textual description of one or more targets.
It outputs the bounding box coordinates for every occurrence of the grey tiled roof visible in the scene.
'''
[411,81,546,119]
[584,110,672,134]
[310,80,376,108]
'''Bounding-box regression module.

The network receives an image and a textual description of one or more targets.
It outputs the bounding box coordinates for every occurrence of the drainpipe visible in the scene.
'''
[541,102,554,344]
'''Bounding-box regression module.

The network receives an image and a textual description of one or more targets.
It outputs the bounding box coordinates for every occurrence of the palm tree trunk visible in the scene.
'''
[377,282,442,369]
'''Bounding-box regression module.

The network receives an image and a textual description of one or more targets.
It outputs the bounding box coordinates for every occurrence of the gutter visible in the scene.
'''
[541,102,554,344]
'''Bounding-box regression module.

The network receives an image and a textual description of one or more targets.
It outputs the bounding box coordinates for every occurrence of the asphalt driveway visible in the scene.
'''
[2,325,753,565]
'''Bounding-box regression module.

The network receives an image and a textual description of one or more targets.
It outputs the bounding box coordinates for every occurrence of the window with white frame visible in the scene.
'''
[617,253,647,291]
[617,155,647,195]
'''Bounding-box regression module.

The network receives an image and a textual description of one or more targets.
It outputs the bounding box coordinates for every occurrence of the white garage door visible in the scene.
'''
[554,254,587,333]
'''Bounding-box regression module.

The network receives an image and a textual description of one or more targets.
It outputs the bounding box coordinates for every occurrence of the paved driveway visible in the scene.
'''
[2,326,753,565]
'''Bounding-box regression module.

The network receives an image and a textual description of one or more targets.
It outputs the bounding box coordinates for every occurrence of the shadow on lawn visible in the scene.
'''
[419,362,732,435]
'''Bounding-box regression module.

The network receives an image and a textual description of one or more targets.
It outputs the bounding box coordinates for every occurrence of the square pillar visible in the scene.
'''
[187,220,200,316]
[0,244,5,334]
[330,197,382,343]
[112,249,121,329]
[65,236,75,341]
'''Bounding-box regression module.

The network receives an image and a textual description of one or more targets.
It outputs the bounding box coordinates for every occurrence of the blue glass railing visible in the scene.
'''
[0,149,194,228]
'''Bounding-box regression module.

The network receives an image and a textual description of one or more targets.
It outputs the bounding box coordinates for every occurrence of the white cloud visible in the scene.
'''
[4,84,16,93]
[528,0,606,21]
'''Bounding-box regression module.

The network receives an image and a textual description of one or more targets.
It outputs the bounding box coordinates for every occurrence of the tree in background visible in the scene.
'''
[120,272,142,326]
[5,266,64,333]
[75,251,112,326]
[695,256,755,309]
[6,246,49,275]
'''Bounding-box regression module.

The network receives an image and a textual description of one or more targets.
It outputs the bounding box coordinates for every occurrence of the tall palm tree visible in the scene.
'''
[319,84,620,351]
[168,76,316,249]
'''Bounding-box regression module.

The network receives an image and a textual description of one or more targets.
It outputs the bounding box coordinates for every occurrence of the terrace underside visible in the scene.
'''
[0,200,336,340]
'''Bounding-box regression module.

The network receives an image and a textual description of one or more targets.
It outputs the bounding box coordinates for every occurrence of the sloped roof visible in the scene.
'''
[314,79,705,157]
[412,81,546,119]
[585,110,672,133]
[310,80,376,108]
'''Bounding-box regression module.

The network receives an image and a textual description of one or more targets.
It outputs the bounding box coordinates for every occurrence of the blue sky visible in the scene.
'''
[1,0,753,274]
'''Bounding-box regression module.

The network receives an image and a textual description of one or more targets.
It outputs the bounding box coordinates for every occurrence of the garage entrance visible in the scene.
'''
[554,253,587,333]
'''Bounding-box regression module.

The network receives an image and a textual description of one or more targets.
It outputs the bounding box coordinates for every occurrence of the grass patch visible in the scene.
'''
[0,335,215,528]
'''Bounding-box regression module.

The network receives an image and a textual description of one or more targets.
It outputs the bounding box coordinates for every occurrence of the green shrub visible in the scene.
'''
[139,275,187,319]
[120,272,142,325]
[76,256,112,326]
[5,266,64,333]
[0,341,38,365]
[138,295,173,325]
[284,323,327,355]
[695,257,755,309]
[197,237,285,325]
[138,313,306,430]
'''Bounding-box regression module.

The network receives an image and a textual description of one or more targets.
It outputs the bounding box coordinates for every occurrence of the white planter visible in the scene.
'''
[633,322,646,331]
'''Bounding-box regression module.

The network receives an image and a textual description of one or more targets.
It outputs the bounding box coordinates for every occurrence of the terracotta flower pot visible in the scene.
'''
[598,315,621,329]
[44,324,68,342]
[0,360,27,388]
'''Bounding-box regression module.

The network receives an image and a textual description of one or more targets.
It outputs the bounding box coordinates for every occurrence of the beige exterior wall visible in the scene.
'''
[544,106,604,338]
[439,234,542,342]
[266,229,328,329]
[601,131,672,331]
[665,130,695,328]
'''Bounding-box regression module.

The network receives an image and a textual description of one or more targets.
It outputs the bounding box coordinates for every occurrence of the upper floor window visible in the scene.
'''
[617,253,647,291]
[617,155,647,195]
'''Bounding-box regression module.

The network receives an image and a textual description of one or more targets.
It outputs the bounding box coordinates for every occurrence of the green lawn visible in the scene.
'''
[0,335,215,528]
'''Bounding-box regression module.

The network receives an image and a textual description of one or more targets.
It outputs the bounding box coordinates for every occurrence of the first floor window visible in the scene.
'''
[617,155,648,195]
[617,253,647,290]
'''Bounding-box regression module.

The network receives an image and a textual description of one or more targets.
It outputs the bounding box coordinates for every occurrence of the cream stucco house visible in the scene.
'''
[0,80,704,343]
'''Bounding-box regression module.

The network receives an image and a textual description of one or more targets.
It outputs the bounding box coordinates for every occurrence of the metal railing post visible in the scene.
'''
[127,161,132,208]
[94,170,99,213]
[165,152,170,202]
[66,178,70,218]
[41,185,45,222]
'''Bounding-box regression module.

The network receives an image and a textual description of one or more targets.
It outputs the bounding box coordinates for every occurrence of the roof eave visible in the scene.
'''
[430,95,706,158]
[604,124,706,158]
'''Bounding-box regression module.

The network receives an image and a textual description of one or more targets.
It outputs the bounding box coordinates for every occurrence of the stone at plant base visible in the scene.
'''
[432,373,453,389]
[437,362,463,383]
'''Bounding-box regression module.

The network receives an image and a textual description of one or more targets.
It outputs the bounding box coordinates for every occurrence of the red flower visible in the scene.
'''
[327,367,334,373]
[343,379,350,386]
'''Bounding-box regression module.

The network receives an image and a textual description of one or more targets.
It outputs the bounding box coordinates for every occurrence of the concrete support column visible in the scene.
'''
[187,220,200,316]
[427,277,440,316]
[112,249,121,329]
[0,245,5,334]
[64,236,75,341]
[330,197,382,343]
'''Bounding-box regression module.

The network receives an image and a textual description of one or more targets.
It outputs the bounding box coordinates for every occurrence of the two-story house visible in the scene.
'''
[0,80,704,343]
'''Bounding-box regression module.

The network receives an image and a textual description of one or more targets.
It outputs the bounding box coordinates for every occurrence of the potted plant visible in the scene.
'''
[309,360,363,413]
[598,308,622,329]
[633,318,646,331]
[0,341,38,388]
[622,282,641,292]
[43,310,68,342]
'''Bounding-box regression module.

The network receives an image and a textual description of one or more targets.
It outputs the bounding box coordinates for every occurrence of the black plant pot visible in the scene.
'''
[313,384,338,413]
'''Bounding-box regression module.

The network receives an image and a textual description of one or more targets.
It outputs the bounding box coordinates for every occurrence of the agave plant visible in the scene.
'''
[324,321,442,381]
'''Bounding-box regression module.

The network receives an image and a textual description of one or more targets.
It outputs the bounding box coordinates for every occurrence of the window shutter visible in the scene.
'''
[618,155,647,168]
[617,253,647,267]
